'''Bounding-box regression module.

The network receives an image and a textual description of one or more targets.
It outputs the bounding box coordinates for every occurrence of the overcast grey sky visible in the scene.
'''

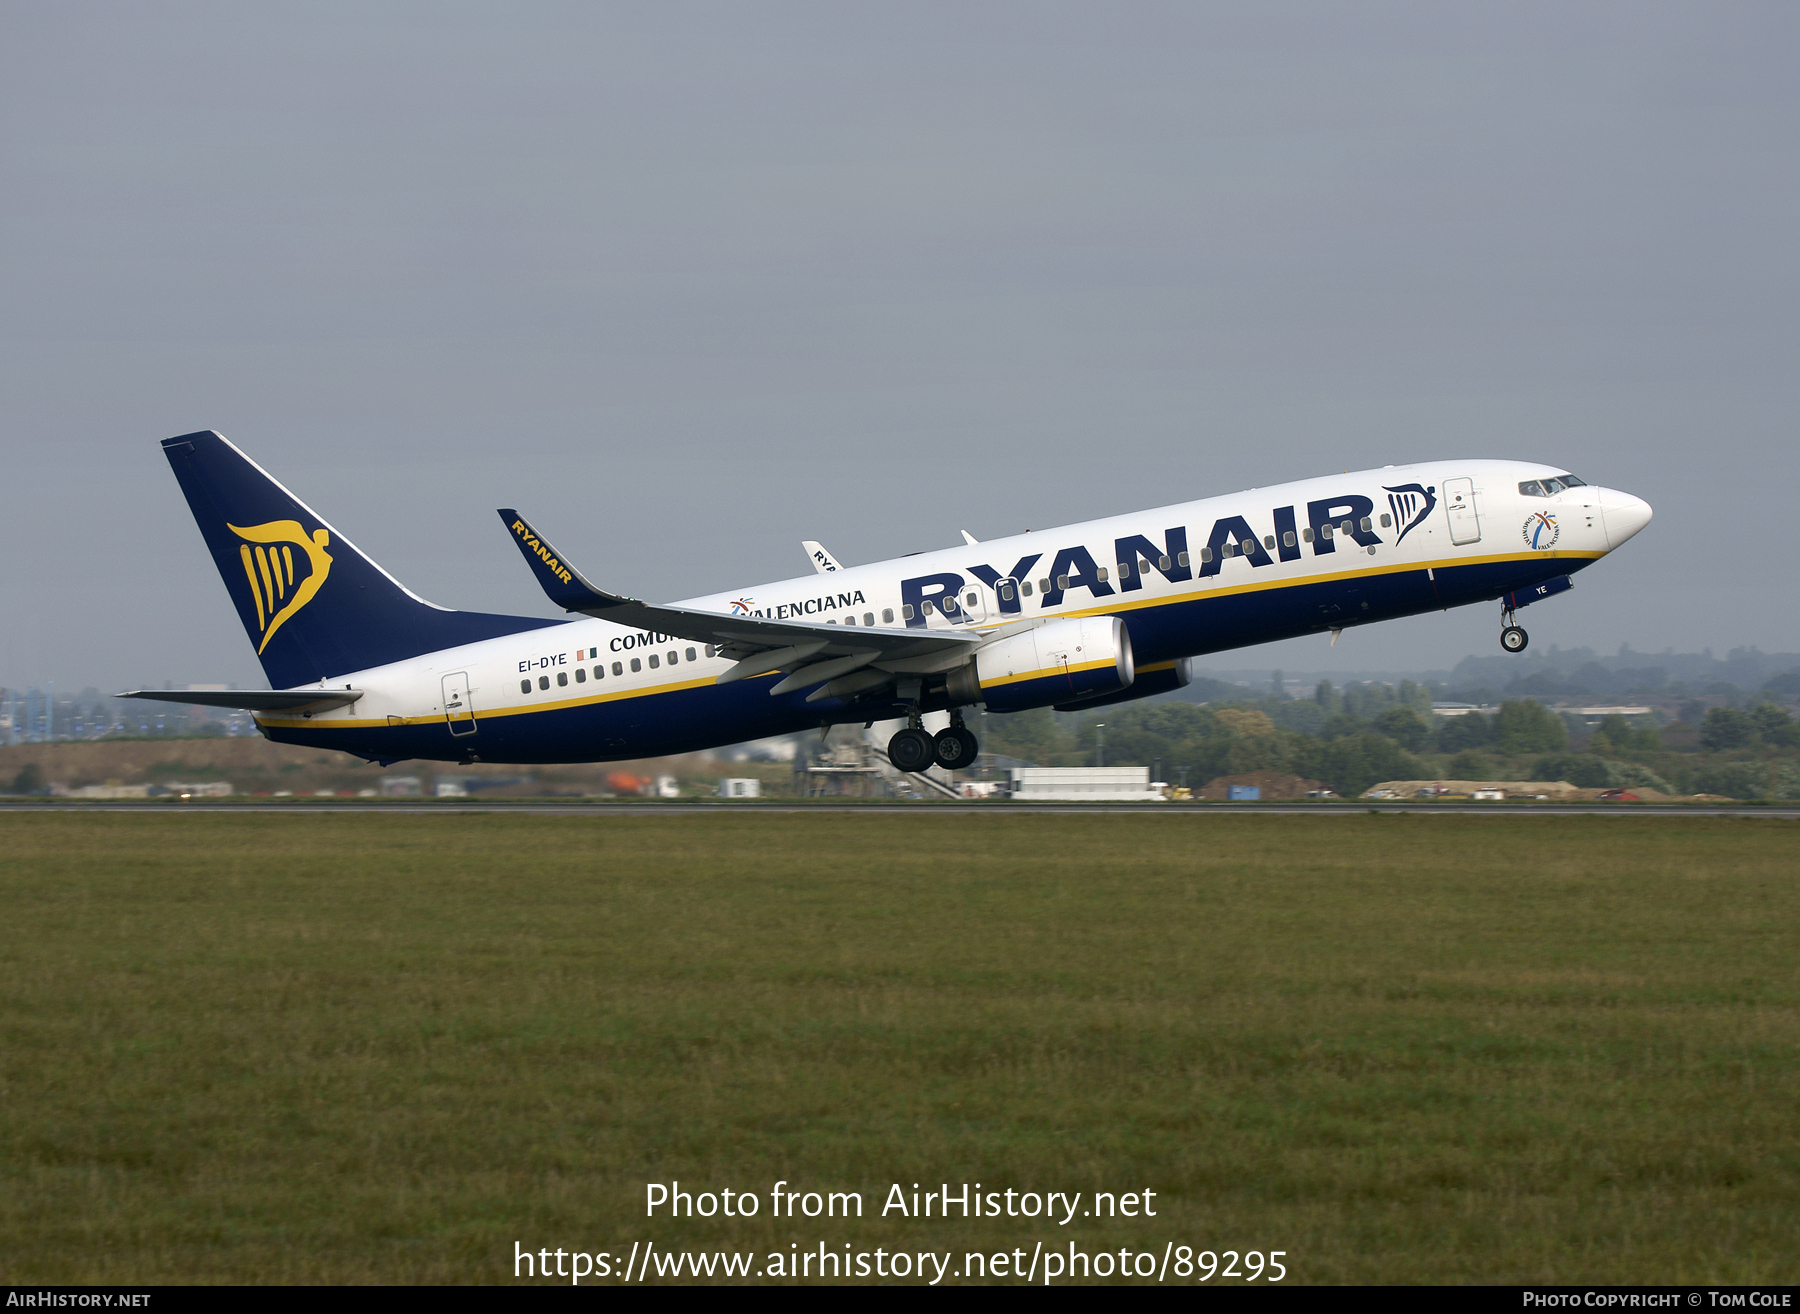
[3,3,1796,693]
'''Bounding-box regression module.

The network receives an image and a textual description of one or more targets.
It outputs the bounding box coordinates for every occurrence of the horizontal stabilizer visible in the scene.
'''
[118,688,363,712]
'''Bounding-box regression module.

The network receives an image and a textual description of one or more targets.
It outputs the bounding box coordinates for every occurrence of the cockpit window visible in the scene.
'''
[1520,474,1585,497]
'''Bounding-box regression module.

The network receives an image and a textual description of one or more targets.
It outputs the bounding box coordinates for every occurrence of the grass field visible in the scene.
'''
[2,812,1796,1284]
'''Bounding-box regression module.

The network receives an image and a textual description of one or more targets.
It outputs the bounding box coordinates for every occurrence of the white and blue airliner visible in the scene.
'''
[125,432,1652,773]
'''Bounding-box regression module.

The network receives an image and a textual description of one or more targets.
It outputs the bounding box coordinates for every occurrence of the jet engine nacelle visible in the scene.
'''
[947,615,1134,712]
[1056,656,1191,711]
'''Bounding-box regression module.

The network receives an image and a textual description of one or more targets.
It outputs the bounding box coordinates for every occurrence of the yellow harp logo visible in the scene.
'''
[229,520,333,653]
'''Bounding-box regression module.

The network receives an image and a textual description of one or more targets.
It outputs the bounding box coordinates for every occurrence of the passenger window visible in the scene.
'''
[648,654,659,669]
[1379,514,1391,528]
[1199,546,1213,563]
[1021,581,1033,596]
[999,584,1014,601]
[1038,578,1051,592]
[575,668,586,683]
[1117,561,1132,578]
[1283,530,1296,547]
[704,645,715,658]
[1320,525,1332,540]
[594,666,604,680]
[863,613,874,626]
[538,675,549,690]
[630,658,641,673]
[687,648,697,661]
[1302,527,1313,542]
[612,661,623,676]
[966,592,978,607]
[920,599,934,615]
[843,615,854,625]
[901,604,914,620]
[1263,535,1275,550]
[1223,543,1236,558]
[882,608,894,623]
[667,651,678,665]
[1096,567,1109,582]
[1158,555,1170,570]
[557,671,568,686]
[1176,551,1190,567]
[520,679,531,694]
[1057,575,1070,590]
[1360,517,1371,533]
[1341,520,1354,535]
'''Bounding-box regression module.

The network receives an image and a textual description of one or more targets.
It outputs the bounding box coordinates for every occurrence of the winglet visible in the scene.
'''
[802,539,844,574]
[497,510,634,614]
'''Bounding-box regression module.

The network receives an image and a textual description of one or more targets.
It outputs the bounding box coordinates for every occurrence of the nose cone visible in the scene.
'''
[1598,488,1653,549]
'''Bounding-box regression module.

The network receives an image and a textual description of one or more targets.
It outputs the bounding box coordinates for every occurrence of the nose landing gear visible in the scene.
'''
[1500,603,1529,653]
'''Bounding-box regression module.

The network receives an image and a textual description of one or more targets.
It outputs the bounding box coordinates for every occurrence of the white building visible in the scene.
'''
[1008,767,1165,802]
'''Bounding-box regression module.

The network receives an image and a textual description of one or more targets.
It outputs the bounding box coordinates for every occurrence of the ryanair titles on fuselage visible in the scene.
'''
[898,486,1435,628]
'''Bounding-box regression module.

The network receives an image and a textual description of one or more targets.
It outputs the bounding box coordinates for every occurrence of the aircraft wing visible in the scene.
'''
[118,688,363,712]
[498,511,978,693]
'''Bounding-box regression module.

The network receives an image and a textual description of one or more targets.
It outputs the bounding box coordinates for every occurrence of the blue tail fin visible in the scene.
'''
[162,431,561,688]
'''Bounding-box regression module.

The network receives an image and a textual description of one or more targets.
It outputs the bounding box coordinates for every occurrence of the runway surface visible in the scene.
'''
[4,800,1797,818]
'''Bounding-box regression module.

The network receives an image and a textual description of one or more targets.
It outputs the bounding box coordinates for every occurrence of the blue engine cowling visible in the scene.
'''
[1056,656,1191,711]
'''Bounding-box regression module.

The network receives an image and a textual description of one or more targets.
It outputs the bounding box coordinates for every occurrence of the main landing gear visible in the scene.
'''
[1500,604,1529,653]
[887,709,980,773]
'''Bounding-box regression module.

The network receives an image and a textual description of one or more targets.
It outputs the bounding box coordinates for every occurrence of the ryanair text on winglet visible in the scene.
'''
[512,519,574,585]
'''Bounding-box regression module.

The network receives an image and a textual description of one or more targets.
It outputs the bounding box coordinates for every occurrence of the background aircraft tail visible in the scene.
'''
[162,431,560,689]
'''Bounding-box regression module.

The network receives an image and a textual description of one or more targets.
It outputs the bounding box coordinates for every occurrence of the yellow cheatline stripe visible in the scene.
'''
[980,657,1115,691]
[254,673,726,730]
[239,545,265,630]
[1040,549,1603,625]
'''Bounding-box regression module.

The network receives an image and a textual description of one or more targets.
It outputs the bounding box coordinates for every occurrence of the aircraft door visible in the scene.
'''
[955,581,990,626]
[442,671,477,737]
[1443,477,1481,545]
[994,576,1022,617]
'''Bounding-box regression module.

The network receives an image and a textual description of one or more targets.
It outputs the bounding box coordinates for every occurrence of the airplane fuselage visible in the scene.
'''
[249,459,1652,764]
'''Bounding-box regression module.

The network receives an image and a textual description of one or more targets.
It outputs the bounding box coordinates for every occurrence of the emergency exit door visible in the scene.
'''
[442,671,477,737]
[1443,477,1481,545]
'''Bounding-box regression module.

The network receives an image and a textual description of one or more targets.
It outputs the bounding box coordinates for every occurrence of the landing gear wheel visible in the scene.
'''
[1501,625,1529,654]
[933,727,979,771]
[887,727,936,773]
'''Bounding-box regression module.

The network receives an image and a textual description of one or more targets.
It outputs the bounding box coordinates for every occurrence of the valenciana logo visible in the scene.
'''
[1523,511,1559,550]
[229,520,333,652]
